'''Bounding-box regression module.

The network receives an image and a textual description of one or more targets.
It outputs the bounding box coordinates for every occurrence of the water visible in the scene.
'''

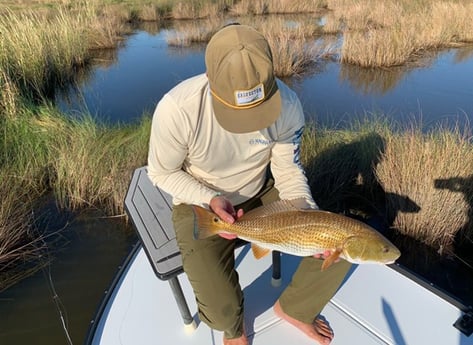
[58,28,206,124]
[57,25,473,130]
[0,209,136,345]
[295,49,473,129]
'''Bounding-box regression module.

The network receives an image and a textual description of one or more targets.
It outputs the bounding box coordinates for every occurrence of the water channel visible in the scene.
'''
[1,20,473,345]
[56,24,473,129]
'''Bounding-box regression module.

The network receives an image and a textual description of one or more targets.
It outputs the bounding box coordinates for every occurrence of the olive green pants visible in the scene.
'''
[172,186,352,339]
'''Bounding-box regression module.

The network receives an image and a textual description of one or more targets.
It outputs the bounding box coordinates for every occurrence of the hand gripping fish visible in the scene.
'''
[192,199,401,270]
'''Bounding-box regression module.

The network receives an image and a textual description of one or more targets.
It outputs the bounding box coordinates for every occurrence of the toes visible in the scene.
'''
[313,318,334,339]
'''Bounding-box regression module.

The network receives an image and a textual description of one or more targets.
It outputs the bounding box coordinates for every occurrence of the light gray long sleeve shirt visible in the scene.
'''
[147,73,315,208]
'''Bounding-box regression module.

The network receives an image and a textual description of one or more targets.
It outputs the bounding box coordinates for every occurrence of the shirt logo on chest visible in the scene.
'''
[249,138,273,145]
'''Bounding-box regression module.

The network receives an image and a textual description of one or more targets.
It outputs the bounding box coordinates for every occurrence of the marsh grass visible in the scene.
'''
[0,101,150,288]
[171,0,221,20]
[51,116,150,215]
[0,2,132,104]
[166,17,225,46]
[0,72,21,118]
[28,108,151,215]
[302,119,473,252]
[376,125,473,251]
[5,0,473,70]
[167,15,335,76]
[330,0,473,67]
[262,23,316,77]
[1,107,52,196]
[0,110,51,290]
[0,180,47,291]
[302,119,391,214]
[137,4,166,21]
[0,1,150,285]
[214,16,313,76]
[87,5,131,49]
[0,8,89,99]
[230,0,326,16]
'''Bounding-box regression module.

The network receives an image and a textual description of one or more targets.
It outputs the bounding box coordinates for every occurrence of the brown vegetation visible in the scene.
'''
[376,126,473,251]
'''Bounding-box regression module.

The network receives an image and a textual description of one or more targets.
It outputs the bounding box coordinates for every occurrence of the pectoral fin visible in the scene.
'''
[321,248,342,271]
[251,244,270,259]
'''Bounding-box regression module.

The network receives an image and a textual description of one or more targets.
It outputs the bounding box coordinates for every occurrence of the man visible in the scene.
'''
[147,23,351,345]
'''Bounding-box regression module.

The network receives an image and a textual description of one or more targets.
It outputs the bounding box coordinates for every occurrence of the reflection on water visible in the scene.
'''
[296,49,473,129]
[57,23,206,123]
[56,22,473,131]
[453,46,473,64]
[339,63,423,96]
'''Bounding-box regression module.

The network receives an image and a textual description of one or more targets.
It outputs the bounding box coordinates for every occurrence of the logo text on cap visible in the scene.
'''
[234,84,265,107]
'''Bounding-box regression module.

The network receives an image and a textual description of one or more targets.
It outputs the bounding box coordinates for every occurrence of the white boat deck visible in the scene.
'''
[89,244,470,345]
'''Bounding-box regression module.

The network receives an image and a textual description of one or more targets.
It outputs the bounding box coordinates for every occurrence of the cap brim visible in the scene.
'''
[212,88,281,133]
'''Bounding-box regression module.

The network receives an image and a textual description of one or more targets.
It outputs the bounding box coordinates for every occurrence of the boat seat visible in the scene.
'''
[124,166,281,330]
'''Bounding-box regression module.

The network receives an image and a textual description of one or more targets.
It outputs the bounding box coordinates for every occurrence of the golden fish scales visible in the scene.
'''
[193,199,401,269]
[219,210,374,253]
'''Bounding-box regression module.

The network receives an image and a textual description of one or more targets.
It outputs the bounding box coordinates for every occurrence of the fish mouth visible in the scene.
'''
[384,259,398,265]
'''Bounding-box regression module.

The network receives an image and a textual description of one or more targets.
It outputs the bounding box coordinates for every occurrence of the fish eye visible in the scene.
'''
[382,246,389,253]
[213,217,219,223]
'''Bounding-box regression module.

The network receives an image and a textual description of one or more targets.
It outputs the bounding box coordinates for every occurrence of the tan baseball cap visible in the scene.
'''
[205,24,281,133]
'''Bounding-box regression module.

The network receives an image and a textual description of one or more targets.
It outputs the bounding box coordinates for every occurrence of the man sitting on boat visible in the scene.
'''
[147,23,351,345]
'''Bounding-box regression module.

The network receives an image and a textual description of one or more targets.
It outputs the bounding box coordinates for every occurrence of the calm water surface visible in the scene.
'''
[0,209,136,345]
[3,21,473,345]
[57,26,473,130]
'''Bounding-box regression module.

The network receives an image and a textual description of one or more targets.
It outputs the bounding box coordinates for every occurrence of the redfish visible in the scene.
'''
[193,199,400,270]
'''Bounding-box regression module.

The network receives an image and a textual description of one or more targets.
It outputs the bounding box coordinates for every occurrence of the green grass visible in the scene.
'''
[51,111,151,215]
[0,8,90,99]
[0,101,150,290]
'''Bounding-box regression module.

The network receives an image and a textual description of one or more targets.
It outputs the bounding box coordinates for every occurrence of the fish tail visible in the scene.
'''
[192,205,221,240]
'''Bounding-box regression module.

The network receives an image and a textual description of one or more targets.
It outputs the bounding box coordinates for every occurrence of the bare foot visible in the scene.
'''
[223,330,248,345]
[274,300,333,345]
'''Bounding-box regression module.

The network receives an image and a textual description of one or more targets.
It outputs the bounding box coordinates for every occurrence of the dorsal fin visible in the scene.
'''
[242,198,310,220]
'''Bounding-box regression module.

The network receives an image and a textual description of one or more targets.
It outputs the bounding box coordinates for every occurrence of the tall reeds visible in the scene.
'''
[50,112,150,215]
[330,0,473,67]
[0,102,53,290]
[230,0,326,16]
[254,16,323,77]
[0,177,46,291]
[0,100,150,290]
[302,119,473,253]
[166,18,225,46]
[375,125,473,251]
[0,8,89,99]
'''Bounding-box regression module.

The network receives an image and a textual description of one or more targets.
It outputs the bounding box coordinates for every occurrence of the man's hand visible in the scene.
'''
[209,195,243,240]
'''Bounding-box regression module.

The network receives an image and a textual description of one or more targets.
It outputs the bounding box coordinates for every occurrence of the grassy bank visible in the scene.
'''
[0,1,151,286]
[302,120,473,252]
[5,0,472,69]
[376,125,473,251]
[327,0,473,67]
[0,99,150,290]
